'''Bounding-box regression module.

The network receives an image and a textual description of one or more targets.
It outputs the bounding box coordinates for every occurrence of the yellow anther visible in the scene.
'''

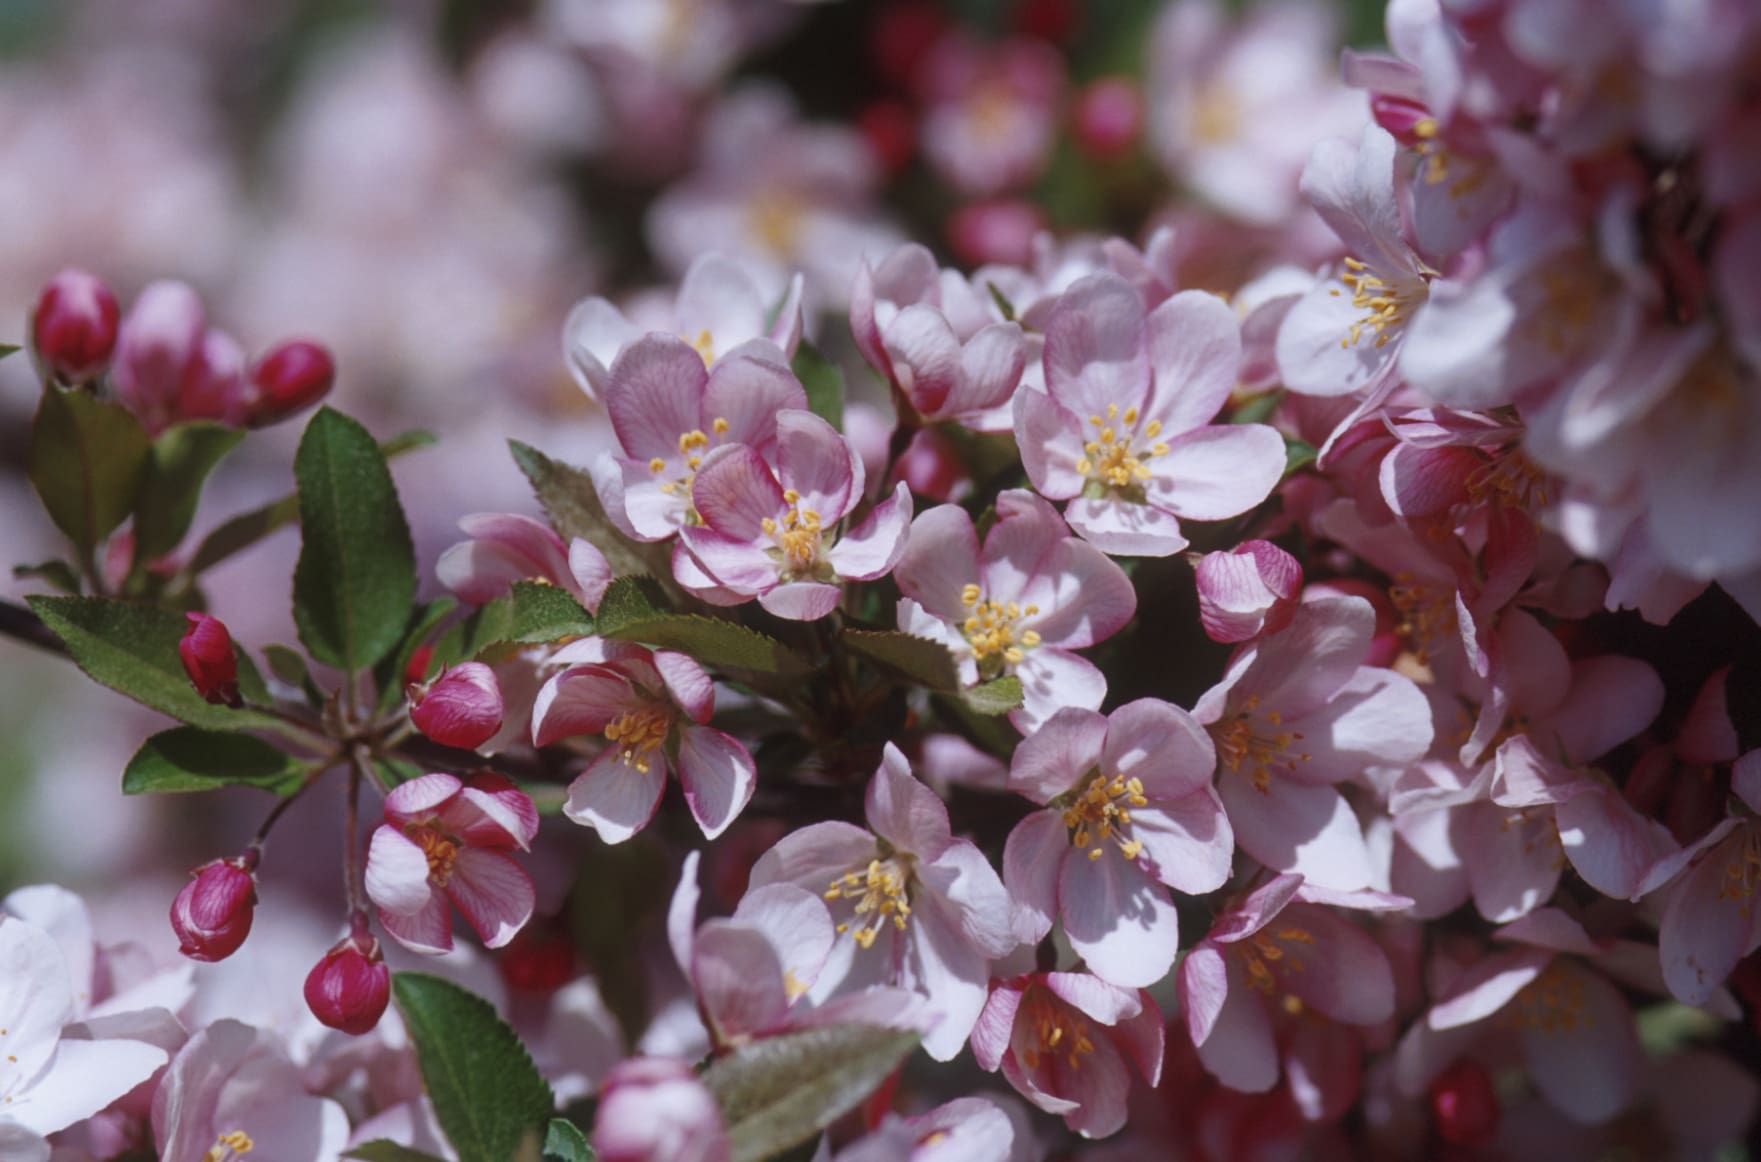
[688,329,716,365]
[409,826,460,887]
[1059,771,1148,864]
[603,706,671,773]
[1019,986,1096,1072]
[1338,256,1423,348]
[958,589,1041,677]
[827,857,913,949]
[1078,400,1167,490]
[203,1131,255,1162]
[649,457,667,473]
[961,583,982,607]
[1216,697,1311,792]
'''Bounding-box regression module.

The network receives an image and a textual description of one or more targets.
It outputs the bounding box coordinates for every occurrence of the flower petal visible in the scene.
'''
[447,848,535,949]
[563,749,668,844]
[1058,854,1180,989]
[1002,812,1066,945]
[679,726,757,840]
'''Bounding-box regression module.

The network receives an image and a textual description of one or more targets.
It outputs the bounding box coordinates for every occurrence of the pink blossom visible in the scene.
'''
[592,334,807,542]
[593,1056,730,1162]
[533,642,756,842]
[365,772,538,954]
[111,280,248,434]
[678,409,913,619]
[918,34,1065,198]
[1195,539,1303,642]
[1193,594,1432,891]
[747,745,1016,1061]
[1003,700,1232,987]
[1652,750,1761,1005]
[893,489,1136,732]
[435,512,612,612]
[564,250,804,401]
[825,1096,1019,1162]
[151,1019,349,1162]
[1015,272,1286,556]
[970,971,1164,1139]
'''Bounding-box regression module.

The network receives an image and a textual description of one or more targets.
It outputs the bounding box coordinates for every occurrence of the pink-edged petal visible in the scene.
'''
[769,274,806,355]
[365,826,440,917]
[1044,1028,1134,1138]
[1289,666,1433,784]
[450,772,541,851]
[569,539,613,613]
[1148,423,1286,522]
[1014,539,1138,650]
[1008,706,1108,803]
[1517,963,1642,1124]
[758,581,843,621]
[702,343,808,449]
[668,850,702,974]
[894,505,983,620]
[1220,776,1373,891]
[883,305,962,417]
[942,322,1027,421]
[976,489,1070,602]
[693,921,791,1040]
[1103,698,1216,798]
[591,450,643,541]
[447,848,535,949]
[678,726,757,840]
[1179,942,1230,1047]
[923,839,1018,958]
[436,540,556,605]
[1143,290,1243,436]
[615,459,689,542]
[1012,384,1088,500]
[1229,594,1374,718]
[1537,655,1665,766]
[383,772,464,827]
[1275,279,1398,398]
[775,409,856,519]
[1192,963,1280,1093]
[1042,273,1151,421]
[904,888,994,1061]
[604,336,711,458]
[563,749,668,844]
[826,482,913,581]
[533,665,637,747]
[1462,803,1562,923]
[1010,649,1108,735]
[654,649,715,725]
[1043,972,1143,1026]
[380,892,454,955]
[748,821,879,896]
[1058,854,1179,989]
[1283,1015,1363,1122]
[1002,812,1066,945]
[971,982,1025,1073]
[732,883,835,993]
[1063,496,1189,557]
[1209,874,1305,945]
[692,445,788,541]
[677,526,778,595]
[867,743,953,856]
[1130,794,1234,897]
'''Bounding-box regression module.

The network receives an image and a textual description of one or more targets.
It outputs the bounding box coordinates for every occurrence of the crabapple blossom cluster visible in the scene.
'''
[5,1,1761,1160]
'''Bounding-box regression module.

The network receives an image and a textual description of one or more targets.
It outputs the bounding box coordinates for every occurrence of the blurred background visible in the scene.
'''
[0,0,1384,912]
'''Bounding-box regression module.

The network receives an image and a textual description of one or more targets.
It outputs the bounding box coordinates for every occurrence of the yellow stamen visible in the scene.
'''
[203,1131,255,1162]
[603,706,671,774]
[1059,771,1150,863]
[826,857,913,949]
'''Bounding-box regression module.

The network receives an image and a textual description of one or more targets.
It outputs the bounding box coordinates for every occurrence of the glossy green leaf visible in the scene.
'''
[596,577,810,675]
[344,1143,449,1162]
[292,408,416,674]
[28,385,152,552]
[393,972,555,1162]
[122,727,308,795]
[703,1026,920,1162]
[507,440,670,581]
[133,422,246,559]
[263,643,322,706]
[373,598,459,713]
[453,583,595,661]
[839,629,961,692]
[27,596,278,731]
[791,342,844,432]
[542,1118,594,1162]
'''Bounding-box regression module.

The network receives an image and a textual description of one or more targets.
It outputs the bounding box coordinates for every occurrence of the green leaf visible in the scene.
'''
[373,598,459,713]
[122,727,308,795]
[263,643,323,706]
[133,422,246,560]
[985,280,1018,324]
[1283,436,1317,478]
[462,583,595,657]
[839,629,961,692]
[507,440,670,581]
[1230,390,1283,426]
[344,1143,450,1162]
[292,408,417,674]
[12,560,82,594]
[595,577,810,675]
[28,385,152,552]
[542,1119,594,1162]
[27,596,278,731]
[703,1026,920,1162]
[962,674,1023,715]
[375,756,424,788]
[393,973,556,1162]
[380,428,438,457]
[0,342,18,360]
[791,342,845,432]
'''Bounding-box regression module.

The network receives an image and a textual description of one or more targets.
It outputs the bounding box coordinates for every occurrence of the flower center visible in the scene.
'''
[748,192,803,257]
[648,416,732,506]
[687,328,716,365]
[1464,450,1551,512]
[762,489,825,577]
[1238,925,1317,997]
[1389,574,1457,666]
[1333,257,1423,348]
[1502,961,1588,1034]
[1215,695,1310,792]
[960,584,1041,677]
[1717,829,1761,906]
[408,825,460,887]
[1074,402,1168,491]
[203,1131,255,1162]
[1017,987,1096,1072]
[1059,771,1149,863]
[603,705,672,774]
[824,856,913,950]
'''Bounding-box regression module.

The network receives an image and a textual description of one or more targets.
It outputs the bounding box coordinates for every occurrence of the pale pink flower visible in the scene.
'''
[365,772,539,955]
[1015,273,1285,556]
[533,641,756,842]
[564,251,804,401]
[593,1056,730,1162]
[1193,594,1432,892]
[436,512,612,612]
[678,409,913,619]
[1650,750,1761,1005]
[822,1096,1019,1162]
[151,1019,349,1162]
[970,971,1164,1139]
[747,744,1017,1061]
[918,34,1065,198]
[1195,540,1303,643]
[592,334,806,542]
[893,489,1136,733]
[1003,700,1232,988]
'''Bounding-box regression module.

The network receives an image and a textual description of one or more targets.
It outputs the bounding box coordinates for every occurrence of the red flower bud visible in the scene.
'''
[498,921,578,994]
[1073,77,1142,159]
[304,924,392,1035]
[244,340,335,428]
[1429,1059,1500,1147]
[179,612,240,707]
[32,268,120,384]
[170,854,258,962]
[409,662,505,750]
[404,643,436,687]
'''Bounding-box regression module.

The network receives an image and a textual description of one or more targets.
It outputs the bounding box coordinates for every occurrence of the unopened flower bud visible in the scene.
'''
[947,199,1044,268]
[498,921,577,994]
[32,268,120,384]
[1073,77,1141,159]
[404,643,436,687]
[243,339,335,428]
[179,612,240,707]
[113,280,207,434]
[409,662,504,751]
[170,854,258,962]
[1429,1059,1499,1147]
[304,924,391,1035]
[594,1057,730,1162]
[1194,540,1302,643]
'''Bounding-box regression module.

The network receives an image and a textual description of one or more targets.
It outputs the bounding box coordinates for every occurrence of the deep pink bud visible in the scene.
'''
[170,854,258,962]
[594,1057,730,1162]
[1194,540,1302,643]
[179,612,240,707]
[1429,1059,1500,1147]
[304,924,392,1036]
[32,268,120,383]
[409,662,505,750]
[947,198,1044,267]
[1073,77,1142,159]
[113,280,207,433]
[243,340,335,428]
